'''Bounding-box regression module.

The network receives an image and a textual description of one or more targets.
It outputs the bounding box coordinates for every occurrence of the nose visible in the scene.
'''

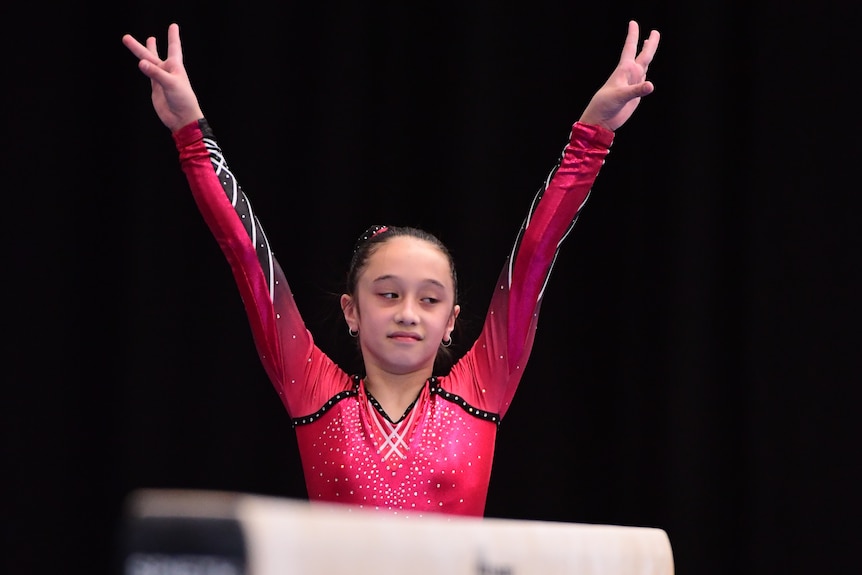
[394,298,419,325]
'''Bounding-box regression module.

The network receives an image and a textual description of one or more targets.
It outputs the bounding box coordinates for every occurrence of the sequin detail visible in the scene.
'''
[290,376,499,428]
[291,375,501,517]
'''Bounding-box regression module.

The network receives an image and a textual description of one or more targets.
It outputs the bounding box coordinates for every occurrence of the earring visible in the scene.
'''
[349,328,359,338]
[441,336,452,348]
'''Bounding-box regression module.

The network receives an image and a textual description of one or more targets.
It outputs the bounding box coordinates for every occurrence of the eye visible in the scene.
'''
[379,292,399,299]
[421,297,440,304]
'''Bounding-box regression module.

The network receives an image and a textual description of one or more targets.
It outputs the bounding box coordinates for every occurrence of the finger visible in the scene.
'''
[635,80,655,98]
[167,23,183,62]
[619,20,640,62]
[138,57,172,83]
[636,30,660,69]
[616,81,653,107]
[122,34,163,66]
[145,36,160,59]
[121,34,146,55]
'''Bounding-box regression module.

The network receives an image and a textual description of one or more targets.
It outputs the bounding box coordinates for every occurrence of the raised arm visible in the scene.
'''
[579,20,660,131]
[122,23,337,414]
[122,23,204,133]
[452,20,661,417]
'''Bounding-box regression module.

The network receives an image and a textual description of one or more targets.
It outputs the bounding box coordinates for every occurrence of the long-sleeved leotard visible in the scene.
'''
[173,119,614,517]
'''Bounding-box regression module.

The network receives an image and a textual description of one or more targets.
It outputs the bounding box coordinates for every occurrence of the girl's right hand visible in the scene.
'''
[122,23,204,133]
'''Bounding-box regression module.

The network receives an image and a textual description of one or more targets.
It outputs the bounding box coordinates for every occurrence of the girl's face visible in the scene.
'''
[342,235,459,377]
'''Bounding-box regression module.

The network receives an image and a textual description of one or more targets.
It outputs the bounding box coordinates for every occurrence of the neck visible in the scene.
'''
[364,370,429,421]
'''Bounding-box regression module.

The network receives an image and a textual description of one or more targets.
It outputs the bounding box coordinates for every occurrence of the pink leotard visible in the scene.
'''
[173,119,614,517]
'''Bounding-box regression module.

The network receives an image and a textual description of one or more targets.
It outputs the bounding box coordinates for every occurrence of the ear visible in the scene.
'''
[446,304,461,338]
[341,294,358,331]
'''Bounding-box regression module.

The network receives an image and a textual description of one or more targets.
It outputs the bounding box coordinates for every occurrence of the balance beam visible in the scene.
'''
[119,489,674,574]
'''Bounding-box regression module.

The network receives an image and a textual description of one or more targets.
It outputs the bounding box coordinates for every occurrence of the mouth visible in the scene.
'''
[388,331,423,342]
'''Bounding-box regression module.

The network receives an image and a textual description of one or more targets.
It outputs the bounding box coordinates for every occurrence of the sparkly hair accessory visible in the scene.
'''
[353,225,390,253]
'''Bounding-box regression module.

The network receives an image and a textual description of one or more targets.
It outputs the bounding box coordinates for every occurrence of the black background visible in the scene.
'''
[6,2,862,574]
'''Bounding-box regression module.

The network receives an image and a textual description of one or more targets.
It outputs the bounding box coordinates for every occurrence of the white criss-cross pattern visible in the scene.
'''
[205,136,276,303]
[367,399,420,461]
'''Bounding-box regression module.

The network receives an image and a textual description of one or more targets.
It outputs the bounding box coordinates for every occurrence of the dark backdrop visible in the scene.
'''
[7,2,862,574]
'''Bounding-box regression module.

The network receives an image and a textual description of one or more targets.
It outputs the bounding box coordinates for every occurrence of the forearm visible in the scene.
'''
[505,121,614,362]
[172,119,298,386]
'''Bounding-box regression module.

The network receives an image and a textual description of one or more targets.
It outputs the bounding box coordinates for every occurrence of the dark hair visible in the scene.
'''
[347,224,460,373]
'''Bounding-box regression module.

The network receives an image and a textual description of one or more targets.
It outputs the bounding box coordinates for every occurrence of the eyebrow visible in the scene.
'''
[371,274,447,290]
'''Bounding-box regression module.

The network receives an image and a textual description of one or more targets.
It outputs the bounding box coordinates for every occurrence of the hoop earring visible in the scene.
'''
[349,328,359,338]
[441,337,452,348]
